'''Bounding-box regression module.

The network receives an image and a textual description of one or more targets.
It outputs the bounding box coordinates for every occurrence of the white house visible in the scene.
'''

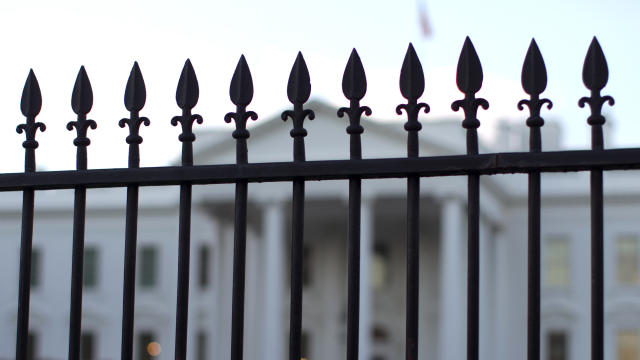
[0,101,639,360]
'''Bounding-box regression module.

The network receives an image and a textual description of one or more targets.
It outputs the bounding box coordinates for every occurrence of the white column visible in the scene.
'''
[359,198,374,360]
[479,220,494,360]
[262,200,285,360]
[439,197,465,360]
[216,227,234,360]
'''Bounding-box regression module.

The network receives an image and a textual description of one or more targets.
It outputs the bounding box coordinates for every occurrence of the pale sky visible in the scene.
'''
[0,0,637,171]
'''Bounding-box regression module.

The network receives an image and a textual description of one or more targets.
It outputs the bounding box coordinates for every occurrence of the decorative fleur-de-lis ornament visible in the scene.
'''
[338,49,371,160]
[451,37,489,154]
[396,43,429,158]
[171,59,203,166]
[281,52,315,162]
[518,39,553,152]
[67,66,97,170]
[17,69,46,172]
[579,37,614,149]
[224,55,258,164]
[119,62,150,168]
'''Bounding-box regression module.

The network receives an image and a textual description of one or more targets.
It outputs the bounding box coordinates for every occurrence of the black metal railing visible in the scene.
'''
[12,36,622,360]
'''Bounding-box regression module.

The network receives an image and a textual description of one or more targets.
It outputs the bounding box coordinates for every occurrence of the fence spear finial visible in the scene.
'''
[17,69,46,172]
[171,59,203,166]
[67,66,97,170]
[120,62,150,168]
[518,39,552,152]
[225,55,258,165]
[124,62,147,112]
[282,52,314,162]
[579,37,614,150]
[452,37,488,155]
[396,43,429,158]
[338,48,371,160]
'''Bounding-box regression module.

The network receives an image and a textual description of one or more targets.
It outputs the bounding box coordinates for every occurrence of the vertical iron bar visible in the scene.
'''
[467,168,480,360]
[16,188,34,360]
[68,186,86,360]
[16,189,34,360]
[519,39,551,360]
[67,66,95,360]
[406,175,419,360]
[15,70,44,360]
[120,63,149,360]
[290,112,305,360]
[591,125,604,360]
[175,110,195,360]
[230,136,249,360]
[339,49,371,360]
[282,52,313,360]
[406,113,420,360]
[289,178,304,360]
[340,99,370,360]
[225,56,257,360]
[452,38,488,360]
[578,38,613,360]
[171,59,202,360]
[175,181,192,360]
[121,184,138,360]
[396,44,428,360]
[527,169,541,360]
[346,177,360,360]
[230,180,247,360]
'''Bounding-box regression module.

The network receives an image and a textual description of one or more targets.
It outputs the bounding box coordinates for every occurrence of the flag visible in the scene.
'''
[418,0,432,38]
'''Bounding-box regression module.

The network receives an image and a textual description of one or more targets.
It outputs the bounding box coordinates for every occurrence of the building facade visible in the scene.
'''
[0,102,639,360]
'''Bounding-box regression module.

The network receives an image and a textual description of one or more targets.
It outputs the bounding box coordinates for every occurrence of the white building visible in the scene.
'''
[0,101,639,360]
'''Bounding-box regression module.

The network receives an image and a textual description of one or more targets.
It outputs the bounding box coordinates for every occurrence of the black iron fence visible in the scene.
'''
[11,36,628,360]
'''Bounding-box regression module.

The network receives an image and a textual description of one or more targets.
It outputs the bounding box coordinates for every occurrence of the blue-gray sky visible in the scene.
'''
[0,0,637,170]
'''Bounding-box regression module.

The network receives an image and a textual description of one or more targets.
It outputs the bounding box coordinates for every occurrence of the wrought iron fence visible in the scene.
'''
[11,36,628,360]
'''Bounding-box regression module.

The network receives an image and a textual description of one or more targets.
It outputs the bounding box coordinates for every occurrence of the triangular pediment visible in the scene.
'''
[193,100,466,165]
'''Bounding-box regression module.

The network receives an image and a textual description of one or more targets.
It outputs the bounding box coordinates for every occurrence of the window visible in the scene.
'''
[303,246,312,287]
[138,332,161,360]
[617,235,639,285]
[198,245,211,289]
[196,331,207,360]
[546,331,568,360]
[544,236,569,286]
[30,248,41,288]
[83,247,99,288]
[617,330,639,360]
[80,332,95,360]
[371,243,390,290]
[301,331,310,360]
[139,246,158,288]
[27,332,37,360]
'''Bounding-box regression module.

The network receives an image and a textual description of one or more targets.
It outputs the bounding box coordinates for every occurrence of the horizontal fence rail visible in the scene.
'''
[0,149,636,190]
[11,35,621,360]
